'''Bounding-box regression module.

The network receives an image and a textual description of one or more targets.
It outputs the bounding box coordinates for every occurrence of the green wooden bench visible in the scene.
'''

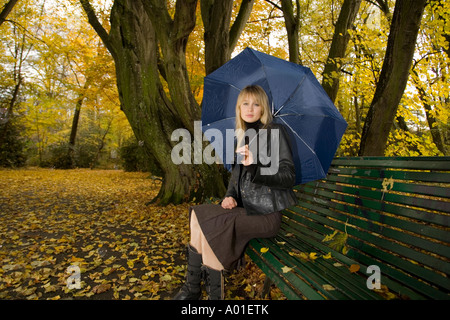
[246,156,450,300]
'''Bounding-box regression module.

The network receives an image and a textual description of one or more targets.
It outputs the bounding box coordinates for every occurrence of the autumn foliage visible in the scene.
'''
[0,0,448,173]
[0,169,284,299]
[1,0,449,301]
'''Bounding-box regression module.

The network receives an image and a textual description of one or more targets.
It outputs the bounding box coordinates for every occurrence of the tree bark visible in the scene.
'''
[67,80,90,168]
[322,0,361,103]
[0,0,19,26]
[201,0,254,75]
[280,0,301,64]
[67,94,83,167]
[80,0,227,205]
[411,70,446,154]
[359,0,427,156]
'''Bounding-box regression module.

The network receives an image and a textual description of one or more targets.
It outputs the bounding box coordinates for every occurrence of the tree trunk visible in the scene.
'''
[90,118,113,169]
[411,70,446,154]
[68,83,89,168]
[0,0,19,26]
[201,0,254,75]
[322,0,361,103]
[280,0,301,64]
[359,0,427,156]
[80,0,226,205]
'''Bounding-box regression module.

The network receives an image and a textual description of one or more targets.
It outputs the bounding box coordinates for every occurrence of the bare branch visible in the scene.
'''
[0,0,19,26]
[79,0,115,57]
[229,0,255,52]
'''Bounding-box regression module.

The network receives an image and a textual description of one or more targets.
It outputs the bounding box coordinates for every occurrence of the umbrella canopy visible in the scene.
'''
[201,47,348,185]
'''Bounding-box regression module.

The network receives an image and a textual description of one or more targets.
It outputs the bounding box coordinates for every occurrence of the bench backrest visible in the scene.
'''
[289,156,450,299]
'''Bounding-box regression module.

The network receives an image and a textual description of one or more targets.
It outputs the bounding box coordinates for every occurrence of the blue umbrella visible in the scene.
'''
[201,47,348,185]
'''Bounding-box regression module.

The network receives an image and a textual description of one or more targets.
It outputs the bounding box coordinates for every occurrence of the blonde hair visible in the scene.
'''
[235,85,273,147]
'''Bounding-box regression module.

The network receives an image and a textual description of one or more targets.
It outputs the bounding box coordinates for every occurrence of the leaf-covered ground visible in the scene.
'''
[0,168,285,300]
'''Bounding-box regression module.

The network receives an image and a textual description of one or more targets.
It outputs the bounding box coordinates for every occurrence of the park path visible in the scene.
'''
[0,168,280,300]
[0,169,189,299]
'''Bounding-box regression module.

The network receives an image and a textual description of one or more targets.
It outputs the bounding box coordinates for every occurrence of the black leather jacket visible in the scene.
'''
[224,122,297,215]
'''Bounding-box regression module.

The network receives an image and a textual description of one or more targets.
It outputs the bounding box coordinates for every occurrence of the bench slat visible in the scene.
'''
[295,191,450,256]
[324,174,450,199]
[328,167,450,184]
[298,183,449,227]
[280,212,432,300]
[331,157,450,170]
[347,240,450,299]
[289,200,450,278]
[259,236,380,299]
[247,239,325,300]
[281,211,449,299]
[280,223,425,299]
[248,157,450,300]
[299,181,450,216]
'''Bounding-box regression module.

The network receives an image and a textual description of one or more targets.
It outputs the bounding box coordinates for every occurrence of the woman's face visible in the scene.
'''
[240,94,263,123]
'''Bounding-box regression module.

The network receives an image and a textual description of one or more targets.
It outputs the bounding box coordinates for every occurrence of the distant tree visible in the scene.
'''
[80,0,253,204]
[322,0,362,103]
[359,0,427,156]
[0,0,19,26]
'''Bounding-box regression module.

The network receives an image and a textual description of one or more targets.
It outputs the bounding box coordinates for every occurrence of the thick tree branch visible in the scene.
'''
[229,0,255,51]
[280,0,301,63]
[143,0,197,53]
[359,0,427,156]
[79,0,115,57]
[173,0,198,45]
[322,0,362,102]
[0,0,18,26]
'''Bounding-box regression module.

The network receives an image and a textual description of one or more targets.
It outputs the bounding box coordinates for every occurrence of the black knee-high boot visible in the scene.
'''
[173,245,203,300]
[203,266,224,300]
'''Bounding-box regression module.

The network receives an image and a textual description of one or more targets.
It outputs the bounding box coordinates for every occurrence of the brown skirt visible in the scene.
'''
[189,204,281,272]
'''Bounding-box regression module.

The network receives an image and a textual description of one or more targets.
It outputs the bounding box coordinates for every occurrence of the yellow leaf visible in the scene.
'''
[342,245,349,255]
[322,230,338,242]
[70,256,84,263]
[289,251,309,260]
[322,284,335,291]
[103,267,112,275]
[323,252,332,259]
[281,266,293,273]
[244,284,253,292]
[260,247,269,253]
[309,252,318,260]
[160,274,172,281]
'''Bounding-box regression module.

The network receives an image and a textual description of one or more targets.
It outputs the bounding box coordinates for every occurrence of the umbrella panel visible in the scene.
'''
[201,47,348,185]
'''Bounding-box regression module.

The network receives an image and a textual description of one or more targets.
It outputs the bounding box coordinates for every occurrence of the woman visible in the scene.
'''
[173,85,297,300]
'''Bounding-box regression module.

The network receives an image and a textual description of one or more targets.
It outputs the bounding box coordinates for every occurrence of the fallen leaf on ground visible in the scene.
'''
[0,169,286,300]
[92,283,111,294]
